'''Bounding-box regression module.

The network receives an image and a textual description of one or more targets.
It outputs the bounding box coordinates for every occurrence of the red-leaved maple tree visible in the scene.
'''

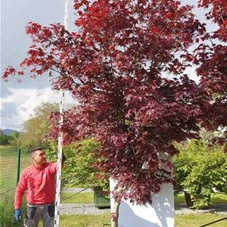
[2,0,226,225]
[194,0,227,146]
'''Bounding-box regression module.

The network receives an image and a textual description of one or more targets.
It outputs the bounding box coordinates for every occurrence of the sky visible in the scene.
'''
[0,0,216,131]
[1,0,76,131]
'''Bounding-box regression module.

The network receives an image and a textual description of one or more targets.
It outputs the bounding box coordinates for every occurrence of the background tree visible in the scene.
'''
[9,131,20,148]
[18,102,59,149]
[0,130,10,145]
[173,136,227,209]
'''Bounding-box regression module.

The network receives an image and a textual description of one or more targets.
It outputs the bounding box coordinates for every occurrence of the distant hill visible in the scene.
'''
[2,129,19,135]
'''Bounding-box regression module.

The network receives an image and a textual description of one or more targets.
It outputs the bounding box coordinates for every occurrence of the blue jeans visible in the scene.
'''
[24,203,55,227]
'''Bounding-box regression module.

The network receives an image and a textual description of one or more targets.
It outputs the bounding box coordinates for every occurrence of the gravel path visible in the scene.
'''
[61,188,93,193]
[60,203,110,215]
[174,203,227,215]
[60,203,227,215]
[61,188,110,215]
[60,188,227,215]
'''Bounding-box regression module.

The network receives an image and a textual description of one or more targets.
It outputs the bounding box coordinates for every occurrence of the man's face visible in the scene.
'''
[32,150,47,165]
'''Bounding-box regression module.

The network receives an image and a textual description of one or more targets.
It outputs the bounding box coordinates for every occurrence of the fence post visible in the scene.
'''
[16,148,21,185]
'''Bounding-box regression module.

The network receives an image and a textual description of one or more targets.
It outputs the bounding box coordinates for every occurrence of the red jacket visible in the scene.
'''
[14,163,57,209]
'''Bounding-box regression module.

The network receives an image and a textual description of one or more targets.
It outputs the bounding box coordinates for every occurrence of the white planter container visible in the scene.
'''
[110,180,174,227]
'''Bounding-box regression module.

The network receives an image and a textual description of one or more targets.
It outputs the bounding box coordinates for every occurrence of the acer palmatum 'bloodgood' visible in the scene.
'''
[2,0,225,208]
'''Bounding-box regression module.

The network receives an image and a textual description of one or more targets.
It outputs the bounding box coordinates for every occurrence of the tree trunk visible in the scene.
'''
[184,191,211,209]
[184,191,194,208]
[111,201,120,227]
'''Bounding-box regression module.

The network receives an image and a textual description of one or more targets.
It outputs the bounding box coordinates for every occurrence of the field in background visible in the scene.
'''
[0,146,31,203]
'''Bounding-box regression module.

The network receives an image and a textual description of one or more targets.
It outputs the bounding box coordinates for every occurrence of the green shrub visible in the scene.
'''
[62,138,109,190]
[173,138,227,209]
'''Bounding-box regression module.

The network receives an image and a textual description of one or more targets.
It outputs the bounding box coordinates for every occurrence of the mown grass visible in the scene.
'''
[36,213,227,227]
[60,213,111,227]
[61,192,94,204]
[175,214,227,227]
[211,193,227,203]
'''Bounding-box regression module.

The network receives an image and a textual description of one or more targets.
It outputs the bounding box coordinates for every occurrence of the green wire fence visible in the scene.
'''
[0,147,30,203]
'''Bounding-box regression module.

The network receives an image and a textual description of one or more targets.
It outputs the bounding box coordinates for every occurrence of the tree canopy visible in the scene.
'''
[193,0,227,143]
[2,0,227,207]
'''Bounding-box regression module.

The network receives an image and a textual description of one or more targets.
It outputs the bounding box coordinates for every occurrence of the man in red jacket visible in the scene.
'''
[14,147,66,227]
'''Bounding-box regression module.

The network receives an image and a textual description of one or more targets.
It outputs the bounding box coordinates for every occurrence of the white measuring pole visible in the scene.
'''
[54,1,69,226]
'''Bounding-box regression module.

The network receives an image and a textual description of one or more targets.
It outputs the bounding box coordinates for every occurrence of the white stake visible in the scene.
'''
[54,1,69,226]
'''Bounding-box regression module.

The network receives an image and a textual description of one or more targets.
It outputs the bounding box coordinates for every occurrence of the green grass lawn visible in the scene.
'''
[45,213,227,227]
[60,213,111,227]
[211,193,227,203]
[175,214,227,227]
[61,192,94,204]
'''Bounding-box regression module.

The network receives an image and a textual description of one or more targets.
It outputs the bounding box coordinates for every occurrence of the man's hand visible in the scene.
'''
[62,153,66,163]
[14,209,22,221]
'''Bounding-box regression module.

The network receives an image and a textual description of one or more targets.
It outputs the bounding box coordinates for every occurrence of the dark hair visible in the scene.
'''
[30,147,44,153]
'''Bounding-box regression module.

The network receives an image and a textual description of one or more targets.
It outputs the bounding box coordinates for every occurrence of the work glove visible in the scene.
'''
[14,209,22,221]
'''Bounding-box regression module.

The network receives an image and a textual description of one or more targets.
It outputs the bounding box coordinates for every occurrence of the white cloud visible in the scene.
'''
[0,87,75,131]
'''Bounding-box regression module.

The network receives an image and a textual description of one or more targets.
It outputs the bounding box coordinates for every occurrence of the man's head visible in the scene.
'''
[30,147,47,167]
